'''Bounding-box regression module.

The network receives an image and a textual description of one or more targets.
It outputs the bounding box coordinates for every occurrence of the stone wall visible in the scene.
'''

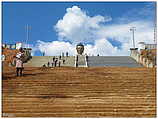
[130,49,156,68]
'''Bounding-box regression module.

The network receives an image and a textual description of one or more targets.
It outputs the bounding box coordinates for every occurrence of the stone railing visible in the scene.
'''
[130,48,156,68]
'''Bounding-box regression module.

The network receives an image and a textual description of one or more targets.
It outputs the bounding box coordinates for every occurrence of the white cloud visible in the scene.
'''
[34,5,155,56]
[97,21,154,45]
[36,40,75,56]
[35,38,121,56]
[84,39,118,56]
[54,6,110,44]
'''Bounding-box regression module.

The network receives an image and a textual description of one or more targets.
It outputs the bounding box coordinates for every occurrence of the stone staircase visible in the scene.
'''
[2,67,156,117]
[24,56,54,67]
[24,56,143,68]
[87,56,142,67]
[24,56,75,67]
[62,56,75,67]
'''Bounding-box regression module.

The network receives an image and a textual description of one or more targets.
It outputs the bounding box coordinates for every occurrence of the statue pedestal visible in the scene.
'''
[75,54,88,67]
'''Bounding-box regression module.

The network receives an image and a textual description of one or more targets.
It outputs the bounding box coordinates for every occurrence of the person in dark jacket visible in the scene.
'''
[58,60,61,67]
[54,59,58,67]
[47,62,50,67]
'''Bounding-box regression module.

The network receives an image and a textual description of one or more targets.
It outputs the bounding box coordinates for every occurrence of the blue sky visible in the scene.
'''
[2,2,156,56]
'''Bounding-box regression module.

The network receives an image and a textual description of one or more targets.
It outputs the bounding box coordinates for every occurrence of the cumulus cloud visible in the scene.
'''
[97,21,154,45]
[36,40,75,56]
[54,6,110,44]
[34,5,155,56]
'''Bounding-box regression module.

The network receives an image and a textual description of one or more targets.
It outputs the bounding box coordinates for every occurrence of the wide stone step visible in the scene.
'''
[24,56,75,67]
[2,67,156,117]
[87,56,142,67]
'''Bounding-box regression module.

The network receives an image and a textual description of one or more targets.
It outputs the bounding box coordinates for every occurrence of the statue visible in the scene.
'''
[76,43,84,55]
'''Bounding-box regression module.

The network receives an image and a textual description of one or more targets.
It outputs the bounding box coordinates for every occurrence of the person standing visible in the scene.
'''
[51,60,54,67]
[62,52,64,57]
[66,52,68,57]
[58,60,61,67]
[54,58,58,67]
[16,48,24,76]
[16,57,23,76]
[53,57,55,62]
[47,62,50,67]
[59,55,61,60]
[42,52,45,56]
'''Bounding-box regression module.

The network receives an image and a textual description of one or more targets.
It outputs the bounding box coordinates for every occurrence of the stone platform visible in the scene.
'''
[24,56,142,68]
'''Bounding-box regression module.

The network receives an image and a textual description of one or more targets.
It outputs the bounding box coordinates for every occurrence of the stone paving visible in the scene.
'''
[2,67,156,117]
[87,56,143,67]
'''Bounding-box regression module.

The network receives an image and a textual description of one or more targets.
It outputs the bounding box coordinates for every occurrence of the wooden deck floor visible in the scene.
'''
[2,67,156,117]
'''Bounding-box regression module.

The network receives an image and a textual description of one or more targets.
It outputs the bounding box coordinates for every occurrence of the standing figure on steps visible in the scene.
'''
[54,58,58,67]
[59,55,61,60]
[66,52,69,57]
[58,60,61,67]
[53,57,55,62]
[47,62,50,67]
[15,48,24,76]
[51,59,54,67]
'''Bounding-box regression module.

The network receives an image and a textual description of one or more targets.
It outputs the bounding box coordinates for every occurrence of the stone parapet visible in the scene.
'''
[130,48,156,68]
